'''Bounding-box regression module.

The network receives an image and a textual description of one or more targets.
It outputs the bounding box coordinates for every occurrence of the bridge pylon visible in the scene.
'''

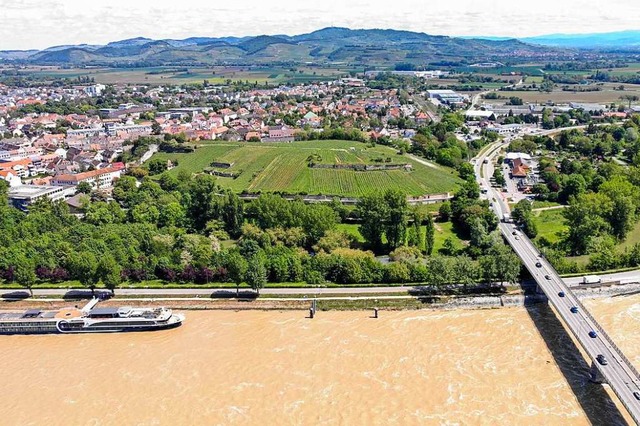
[590,361,607,384]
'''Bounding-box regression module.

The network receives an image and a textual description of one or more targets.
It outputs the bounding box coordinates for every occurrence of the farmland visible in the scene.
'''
[500,83,640,104]
[0,65,351,85]
[152,140,461,197]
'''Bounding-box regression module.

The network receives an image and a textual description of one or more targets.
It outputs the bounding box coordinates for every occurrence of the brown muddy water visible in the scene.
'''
[1,296,640,425]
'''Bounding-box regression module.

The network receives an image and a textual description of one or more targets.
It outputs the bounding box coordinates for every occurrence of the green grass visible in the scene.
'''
[154,140,461,197]
[532,209,568,244]
[335,220,465,254]
[618,220,640,251]
[531,200,562,209]
[153,144,239,174]
[433,221,466,254]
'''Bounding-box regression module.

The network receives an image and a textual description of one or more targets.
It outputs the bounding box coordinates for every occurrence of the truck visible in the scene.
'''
[582,275,602,285]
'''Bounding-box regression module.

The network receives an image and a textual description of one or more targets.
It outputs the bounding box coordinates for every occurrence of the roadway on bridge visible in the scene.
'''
[476,137,640,425]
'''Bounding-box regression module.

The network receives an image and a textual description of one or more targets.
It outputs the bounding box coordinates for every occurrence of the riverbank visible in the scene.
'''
[2,282,639,313]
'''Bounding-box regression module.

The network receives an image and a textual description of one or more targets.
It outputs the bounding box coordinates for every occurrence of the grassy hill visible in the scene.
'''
[152,140,460,197]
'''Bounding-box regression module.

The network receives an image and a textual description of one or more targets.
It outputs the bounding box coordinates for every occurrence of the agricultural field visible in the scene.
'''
[502,83,640,104]
[1,65,350,85]
[152,140,461,197]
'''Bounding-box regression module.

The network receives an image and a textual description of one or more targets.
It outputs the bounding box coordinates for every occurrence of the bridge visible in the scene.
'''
[476,139,640,425]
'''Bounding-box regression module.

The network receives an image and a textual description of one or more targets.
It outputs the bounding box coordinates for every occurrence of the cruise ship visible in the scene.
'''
[0,299,184,334]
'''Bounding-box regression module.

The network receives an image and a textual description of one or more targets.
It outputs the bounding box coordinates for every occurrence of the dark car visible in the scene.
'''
[596,354,608,366]
[535,262,542,268]
[589,331,598,338]
[545,275,551,280]
[558,291,565,297]
[570,306,578,313]
[634,391,640,401]
[512,231,517,235]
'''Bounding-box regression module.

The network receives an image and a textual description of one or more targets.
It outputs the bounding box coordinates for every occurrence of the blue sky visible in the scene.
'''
[1,0,639,49]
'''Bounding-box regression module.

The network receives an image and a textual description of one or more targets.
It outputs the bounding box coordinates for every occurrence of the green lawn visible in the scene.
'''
[532,209,568,244]
[335,220,465,254]
[433,221,466,254]
[154,140,460,197]
[531,200,562,209]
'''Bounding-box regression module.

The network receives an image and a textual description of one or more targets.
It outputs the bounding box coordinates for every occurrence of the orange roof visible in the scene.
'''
[0,158,32,170]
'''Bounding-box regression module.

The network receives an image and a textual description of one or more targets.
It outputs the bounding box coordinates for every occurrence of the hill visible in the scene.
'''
[0,27,565,67]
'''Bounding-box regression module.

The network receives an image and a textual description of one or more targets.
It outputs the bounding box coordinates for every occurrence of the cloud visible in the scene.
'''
[0,0,639,49]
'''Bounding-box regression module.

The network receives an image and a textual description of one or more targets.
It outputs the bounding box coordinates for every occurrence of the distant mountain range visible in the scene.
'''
[0,27,561,67]
[467,30,640,49]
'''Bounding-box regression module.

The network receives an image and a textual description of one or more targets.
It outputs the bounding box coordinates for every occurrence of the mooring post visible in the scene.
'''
[374,307,379,318]
[309,307,314,319]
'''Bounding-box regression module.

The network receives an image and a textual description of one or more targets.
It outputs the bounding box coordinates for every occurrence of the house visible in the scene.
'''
[52,167,122,189]
[8,185,75,211]
[245,131,262,142]
[265,127,295,142]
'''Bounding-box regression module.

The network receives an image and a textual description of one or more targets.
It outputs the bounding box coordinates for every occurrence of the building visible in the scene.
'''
[52,167,122,189]
[465,110,495,121]
[426,90,467,104]
[84,84,106,97]
[8,185,75,211]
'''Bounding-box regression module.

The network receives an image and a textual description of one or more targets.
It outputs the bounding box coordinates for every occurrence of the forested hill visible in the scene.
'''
[0,27,564,67]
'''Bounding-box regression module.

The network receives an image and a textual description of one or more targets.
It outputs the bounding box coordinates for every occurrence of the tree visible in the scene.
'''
[425,214,435,255]
[147,158,168,175]
[96,255,122,294]
[68,251,99,294]
[511,200,537,238]
[493,168,506,187]
[14,255,36,296]
[453,255,478,291]
[76,181,93,195]
[407,207,425,252]
[356,193,388,252]
[222,192,244,239]
[226,251,248,294]
[245,256,267,294]
[438,201,452,221]
[384,190,408,250]
[151,121,162,135]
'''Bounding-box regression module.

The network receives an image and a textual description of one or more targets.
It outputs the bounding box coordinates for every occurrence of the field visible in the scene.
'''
[1,65,351,85]
[153,140,461,197]
[502,83,640,104]
[532,209,568,244]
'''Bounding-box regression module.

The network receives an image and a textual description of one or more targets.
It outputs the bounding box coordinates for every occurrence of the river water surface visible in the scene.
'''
[1,296,640,425]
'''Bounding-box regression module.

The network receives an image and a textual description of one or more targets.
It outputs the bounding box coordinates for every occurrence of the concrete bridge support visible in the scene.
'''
[590,361,607,384]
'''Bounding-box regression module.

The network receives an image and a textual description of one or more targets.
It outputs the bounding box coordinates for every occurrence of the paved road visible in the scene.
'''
[477,144,640,425]
[18,286,414,298]
[139,144,158,164]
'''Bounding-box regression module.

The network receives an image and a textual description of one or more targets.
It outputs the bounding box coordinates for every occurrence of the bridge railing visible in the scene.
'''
[571,293,640,379]
[508,227,640,380]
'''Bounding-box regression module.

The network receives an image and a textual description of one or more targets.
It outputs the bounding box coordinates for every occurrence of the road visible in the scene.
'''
[476,142,640,425]
[16,286,413,298]
[139,144,158,164]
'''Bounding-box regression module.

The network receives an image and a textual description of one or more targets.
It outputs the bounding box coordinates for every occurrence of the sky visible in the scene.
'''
[1,0,640,50]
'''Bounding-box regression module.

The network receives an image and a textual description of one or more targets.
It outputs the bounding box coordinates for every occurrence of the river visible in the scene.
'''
[1,296,639,425]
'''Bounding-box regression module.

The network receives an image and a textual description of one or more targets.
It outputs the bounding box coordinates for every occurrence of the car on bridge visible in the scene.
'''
[596,354,608,366]
[558,291,565,297]
[634,391,640,401]
[570,306,578,313]
[535,262,542,267]
[545,275,551,280]
[589,331,598,338]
